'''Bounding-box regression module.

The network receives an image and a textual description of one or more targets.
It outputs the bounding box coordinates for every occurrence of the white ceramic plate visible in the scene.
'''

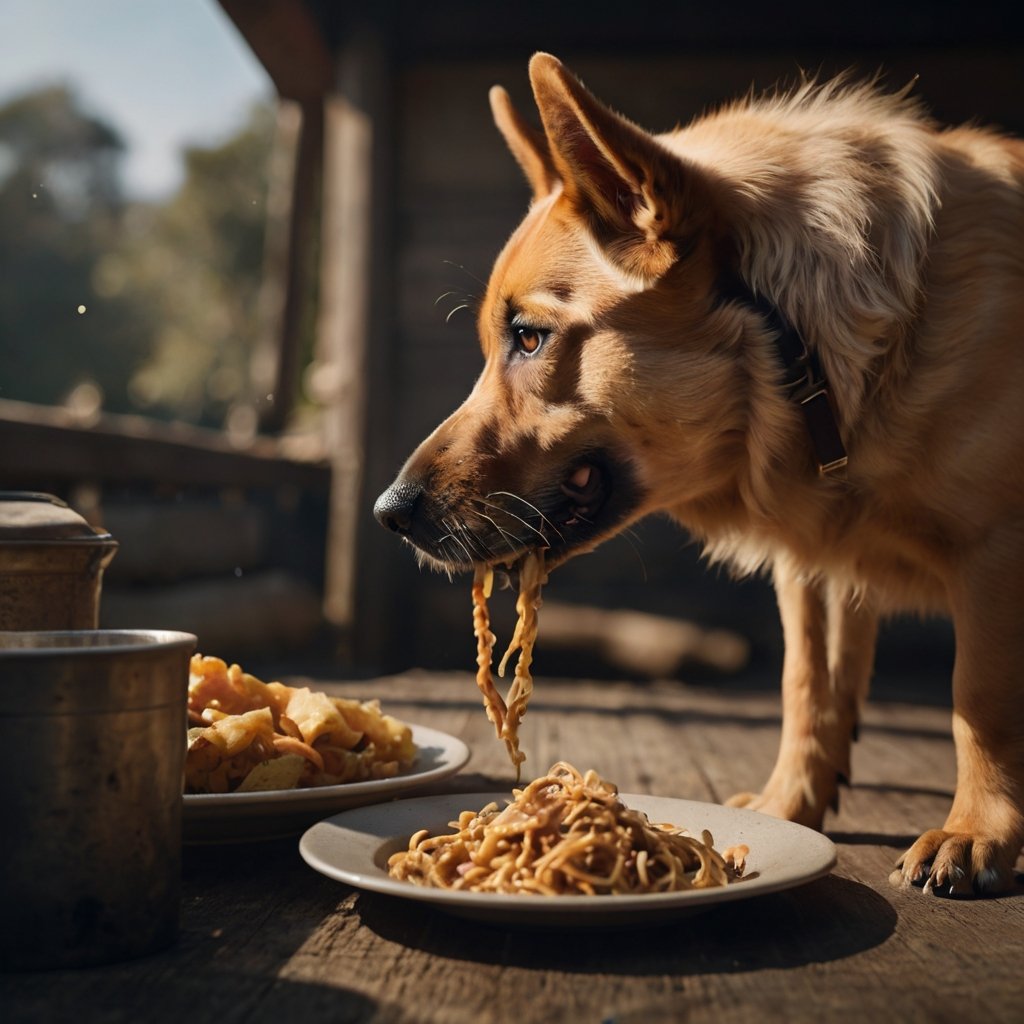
[184,724,470,843]
[299,791,837,926]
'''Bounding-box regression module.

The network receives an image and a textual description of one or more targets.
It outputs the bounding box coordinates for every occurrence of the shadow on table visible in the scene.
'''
[5,839,381,1024]
[356,874,896,975]
[4,969,381,1024]
[827,830,923,849]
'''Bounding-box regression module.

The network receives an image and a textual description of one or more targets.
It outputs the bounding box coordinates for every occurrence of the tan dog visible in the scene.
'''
[374,54,1024,894]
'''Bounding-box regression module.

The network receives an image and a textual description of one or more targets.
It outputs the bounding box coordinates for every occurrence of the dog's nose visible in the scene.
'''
[373,480,422,535]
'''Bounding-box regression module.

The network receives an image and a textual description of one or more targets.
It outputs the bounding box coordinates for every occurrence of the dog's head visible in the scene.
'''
[375,54,754,576]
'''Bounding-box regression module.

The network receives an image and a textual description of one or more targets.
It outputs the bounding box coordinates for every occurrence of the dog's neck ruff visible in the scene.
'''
[726,280,849,476]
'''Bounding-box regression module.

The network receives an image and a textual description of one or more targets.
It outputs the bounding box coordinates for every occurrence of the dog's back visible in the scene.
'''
[655,81,1024,609]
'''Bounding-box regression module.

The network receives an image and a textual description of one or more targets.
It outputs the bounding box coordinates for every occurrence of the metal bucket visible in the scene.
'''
[0,629,196,970]
[0,492,118,631]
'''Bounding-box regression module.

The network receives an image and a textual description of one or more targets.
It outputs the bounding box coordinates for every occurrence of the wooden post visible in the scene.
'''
[255,98,323,434]
[314,25,390,639]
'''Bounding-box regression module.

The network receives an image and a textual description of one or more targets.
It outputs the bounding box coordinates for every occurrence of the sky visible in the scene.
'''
[0,0,273,200]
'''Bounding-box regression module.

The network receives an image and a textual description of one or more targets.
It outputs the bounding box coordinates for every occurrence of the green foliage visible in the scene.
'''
[0,85,150,410]
[117,103,276,426]
[0,83,277,427]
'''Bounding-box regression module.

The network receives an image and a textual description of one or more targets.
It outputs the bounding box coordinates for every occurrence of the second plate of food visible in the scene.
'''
[184,724,470,843]
[299,790,837,926]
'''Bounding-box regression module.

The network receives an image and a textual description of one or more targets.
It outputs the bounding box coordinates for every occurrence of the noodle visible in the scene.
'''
[471,550,548,778]
[387,762,747,894]
[472,565,506,738]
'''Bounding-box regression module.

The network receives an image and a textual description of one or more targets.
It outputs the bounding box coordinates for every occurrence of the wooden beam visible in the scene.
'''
[0,398,329,491]
[217,0,333,102]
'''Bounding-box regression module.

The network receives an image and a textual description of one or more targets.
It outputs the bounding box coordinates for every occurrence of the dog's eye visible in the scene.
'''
[512,325,547,356]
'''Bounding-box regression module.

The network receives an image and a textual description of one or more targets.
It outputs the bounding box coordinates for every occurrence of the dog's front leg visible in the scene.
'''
[727,555,877,829]
[894,535,1024,894]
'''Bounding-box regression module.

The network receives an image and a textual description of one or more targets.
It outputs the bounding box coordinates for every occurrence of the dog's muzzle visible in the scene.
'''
[373,447,642,572]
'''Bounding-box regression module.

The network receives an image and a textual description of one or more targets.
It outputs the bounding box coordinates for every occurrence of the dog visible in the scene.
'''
[374,54,1024,895]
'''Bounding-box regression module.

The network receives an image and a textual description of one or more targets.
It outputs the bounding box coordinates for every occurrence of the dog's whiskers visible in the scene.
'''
[441,513,511,570]
[480,500,552,547]
[614,524,649,582]
[434,290,476,324]
[438,518,478,568]
[485,491,564,545]
[456,518,496,562]
[442,259,487,289]
[472,508,523,560]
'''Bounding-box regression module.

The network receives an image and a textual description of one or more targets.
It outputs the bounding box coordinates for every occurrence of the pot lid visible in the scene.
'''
[0,492,114,542]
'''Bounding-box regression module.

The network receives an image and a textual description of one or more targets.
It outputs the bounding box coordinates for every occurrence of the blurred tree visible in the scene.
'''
[0,84,278,429]
[122,102,277,430]
[0,85,156,413]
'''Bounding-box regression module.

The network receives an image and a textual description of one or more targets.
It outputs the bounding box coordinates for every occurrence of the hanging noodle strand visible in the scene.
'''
[471,565,506,738]
[471,550,547,778]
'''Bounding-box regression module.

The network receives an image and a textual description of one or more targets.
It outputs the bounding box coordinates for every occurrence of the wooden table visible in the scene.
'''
[4,671,1022,1022]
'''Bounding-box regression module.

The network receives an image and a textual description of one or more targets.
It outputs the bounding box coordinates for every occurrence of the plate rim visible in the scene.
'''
[298,790,838,918]
[183,722,470,814]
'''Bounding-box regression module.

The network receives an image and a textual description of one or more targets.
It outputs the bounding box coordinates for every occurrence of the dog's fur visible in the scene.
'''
[374,54,1024,894]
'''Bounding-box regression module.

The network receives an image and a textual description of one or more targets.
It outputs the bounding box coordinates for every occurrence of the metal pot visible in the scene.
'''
[0,492,118,630]
[0,629,196,970]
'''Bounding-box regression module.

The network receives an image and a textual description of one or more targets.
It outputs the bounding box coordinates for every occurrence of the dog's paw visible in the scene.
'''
[724,786,827,830]
[890,829,1017,896]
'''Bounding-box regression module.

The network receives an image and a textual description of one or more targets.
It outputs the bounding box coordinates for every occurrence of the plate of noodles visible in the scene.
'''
[185,723,470,842]
[299,763,837,926]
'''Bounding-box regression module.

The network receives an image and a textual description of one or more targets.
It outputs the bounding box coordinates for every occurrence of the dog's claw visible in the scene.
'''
[892,831,1018,896]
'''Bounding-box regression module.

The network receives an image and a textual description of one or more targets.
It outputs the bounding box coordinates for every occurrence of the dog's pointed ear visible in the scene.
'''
[490,85,558,200]
[529,53,709,280]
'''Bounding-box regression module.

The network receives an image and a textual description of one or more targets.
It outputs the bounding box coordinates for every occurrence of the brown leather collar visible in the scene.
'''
[720,279,848,475]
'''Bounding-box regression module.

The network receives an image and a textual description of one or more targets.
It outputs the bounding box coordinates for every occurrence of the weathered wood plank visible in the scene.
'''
[0,398,330,491]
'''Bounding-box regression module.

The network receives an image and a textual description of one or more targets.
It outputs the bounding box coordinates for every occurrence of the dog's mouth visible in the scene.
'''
[489,458,613,586]
[489,452,620,573]
[374,449,639,578]
[559,461,606,527]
